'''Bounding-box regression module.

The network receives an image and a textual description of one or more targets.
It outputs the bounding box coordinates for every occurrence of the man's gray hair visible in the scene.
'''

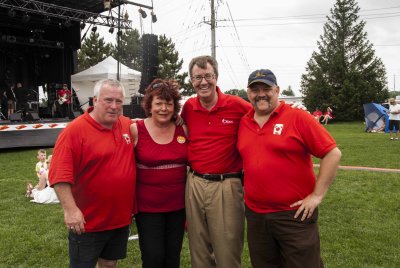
[93,79,125,98]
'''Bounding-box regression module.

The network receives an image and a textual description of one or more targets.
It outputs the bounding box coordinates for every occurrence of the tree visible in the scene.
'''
[112,29,142,71]
[225,89,248,99]
[77,32,112,72]
[157,34,192,95]
[300,0,388,121]
[281,85,295,96]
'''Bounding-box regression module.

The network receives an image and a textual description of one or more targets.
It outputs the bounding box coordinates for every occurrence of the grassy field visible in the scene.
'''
[0,122,399,267]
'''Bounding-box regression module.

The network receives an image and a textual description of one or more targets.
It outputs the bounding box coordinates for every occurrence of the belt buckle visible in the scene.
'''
[220,174,224,181]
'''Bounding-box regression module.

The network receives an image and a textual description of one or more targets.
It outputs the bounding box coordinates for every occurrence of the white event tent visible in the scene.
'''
[71,56,141,110]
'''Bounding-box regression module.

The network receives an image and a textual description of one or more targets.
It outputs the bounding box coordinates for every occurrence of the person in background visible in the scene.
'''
[35,149,47,181]
[321,106,334,125]
[388,98,400,140]
[26,155,59,204]
[131,78,188,268]
[57,84,72,118]
[6,85,16,118]
[237,68,342,268]
[312,108,323,122]
[0,89,7,120]
[15,82,29,119]
[49,79,136,268]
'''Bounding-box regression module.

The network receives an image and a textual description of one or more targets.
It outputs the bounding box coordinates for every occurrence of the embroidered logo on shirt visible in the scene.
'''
[222,118,234,124]
[177,135,186,144]
[273,124,283,135]
[122,134,131,144]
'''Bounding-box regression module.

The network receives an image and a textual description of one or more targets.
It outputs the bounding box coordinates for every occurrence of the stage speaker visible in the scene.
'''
[26,112,40,121]
[123,105,133,118]
[9,113,22,122]
[69,111,81,119]
[140,34,158,94]
[132,104,146,119]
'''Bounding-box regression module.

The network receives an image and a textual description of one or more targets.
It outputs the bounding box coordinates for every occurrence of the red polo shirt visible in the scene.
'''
[181,87,251,174]
[49,108,136,232]
[237,102,336,213]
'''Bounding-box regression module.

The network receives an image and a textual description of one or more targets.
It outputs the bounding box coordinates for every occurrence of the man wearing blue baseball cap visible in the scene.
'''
[237,69,342,267]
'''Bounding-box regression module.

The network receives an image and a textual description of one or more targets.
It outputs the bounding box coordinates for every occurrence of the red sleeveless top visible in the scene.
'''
[135,120,188,212]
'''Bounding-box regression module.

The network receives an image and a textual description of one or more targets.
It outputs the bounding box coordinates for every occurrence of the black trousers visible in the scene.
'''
[135,209,186,268]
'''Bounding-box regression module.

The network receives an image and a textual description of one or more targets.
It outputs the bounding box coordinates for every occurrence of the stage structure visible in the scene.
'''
[0,0,156,149]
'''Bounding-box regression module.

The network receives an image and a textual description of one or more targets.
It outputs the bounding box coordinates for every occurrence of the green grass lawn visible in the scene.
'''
[0,122,399,267]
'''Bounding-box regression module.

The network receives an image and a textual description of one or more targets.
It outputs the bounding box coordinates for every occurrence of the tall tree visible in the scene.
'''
[77,32,112,72]
[281,85,295,96]
[112,29,142,71]
[157,34,191,95]
[300,0,388,121]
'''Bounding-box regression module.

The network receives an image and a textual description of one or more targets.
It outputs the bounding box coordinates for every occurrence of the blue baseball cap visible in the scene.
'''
[247,69,277,87]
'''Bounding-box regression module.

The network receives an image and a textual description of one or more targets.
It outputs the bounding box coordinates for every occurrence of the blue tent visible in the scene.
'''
[363,103,392,133]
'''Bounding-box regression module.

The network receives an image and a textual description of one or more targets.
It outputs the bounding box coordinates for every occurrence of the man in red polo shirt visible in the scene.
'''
[49,79,136,268]
[237,69,341,268]
[181,55,251,268]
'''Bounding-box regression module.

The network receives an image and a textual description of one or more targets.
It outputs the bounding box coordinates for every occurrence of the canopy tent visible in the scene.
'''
[363,103,390,133]
[71,56,141,110]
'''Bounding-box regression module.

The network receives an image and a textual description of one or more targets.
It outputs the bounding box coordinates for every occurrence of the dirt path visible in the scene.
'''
[313,164,400,173]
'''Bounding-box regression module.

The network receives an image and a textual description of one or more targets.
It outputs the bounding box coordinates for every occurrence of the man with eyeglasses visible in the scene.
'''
[181,55,251,267]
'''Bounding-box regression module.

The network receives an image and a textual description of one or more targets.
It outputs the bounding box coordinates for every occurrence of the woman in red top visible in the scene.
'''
[130,79,188,268]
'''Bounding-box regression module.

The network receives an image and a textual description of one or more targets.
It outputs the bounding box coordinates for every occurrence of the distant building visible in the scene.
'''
[279,96,303,104]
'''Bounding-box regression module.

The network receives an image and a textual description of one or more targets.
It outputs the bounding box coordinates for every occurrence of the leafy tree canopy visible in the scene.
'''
[111,29,142,71]
[281,85,295,96]
[225,89,248,100]
[300,0,388,121]
[77,32,112,72]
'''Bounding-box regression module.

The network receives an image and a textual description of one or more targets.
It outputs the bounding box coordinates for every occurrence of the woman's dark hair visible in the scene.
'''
[142,78,182,118]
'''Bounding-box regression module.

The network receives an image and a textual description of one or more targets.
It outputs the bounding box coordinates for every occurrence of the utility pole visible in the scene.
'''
[210,0,216,58]
[117,3,121,81]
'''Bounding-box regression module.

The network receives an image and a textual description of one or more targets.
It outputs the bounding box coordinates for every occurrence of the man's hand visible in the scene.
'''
[175,114,184,126]
[290,193,322,221]
[64,207,86,235]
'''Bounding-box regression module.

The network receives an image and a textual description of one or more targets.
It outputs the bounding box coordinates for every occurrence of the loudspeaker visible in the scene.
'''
[9,113,22,122]
[26,112,40,121]
[140,34,158,94]
[123,105,133,118]
[132,104,146,119]
[69,111,81,119]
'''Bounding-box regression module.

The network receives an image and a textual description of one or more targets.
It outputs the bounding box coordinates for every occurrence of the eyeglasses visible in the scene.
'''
[191,73,216,82]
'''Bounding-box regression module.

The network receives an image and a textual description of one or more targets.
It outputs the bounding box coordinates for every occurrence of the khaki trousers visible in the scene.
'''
[185,172,244,268]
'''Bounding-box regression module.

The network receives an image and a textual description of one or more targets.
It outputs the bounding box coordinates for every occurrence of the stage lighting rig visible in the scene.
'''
[138,8,147,18]
[8,9,16,18]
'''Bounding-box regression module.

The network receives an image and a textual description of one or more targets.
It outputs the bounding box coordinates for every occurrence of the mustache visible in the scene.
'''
[255,96,269,102]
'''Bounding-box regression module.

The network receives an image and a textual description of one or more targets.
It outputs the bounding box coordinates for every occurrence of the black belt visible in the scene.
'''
[190,169,242,182]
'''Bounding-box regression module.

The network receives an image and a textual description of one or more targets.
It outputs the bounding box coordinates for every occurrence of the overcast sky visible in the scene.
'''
[100,0,400,95]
